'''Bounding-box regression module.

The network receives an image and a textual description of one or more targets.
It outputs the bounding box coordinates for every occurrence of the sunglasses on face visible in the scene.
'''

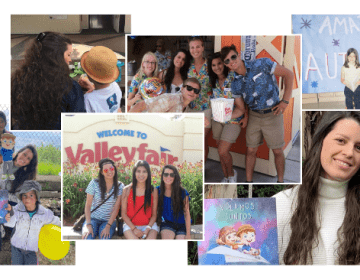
[184,85,200,94]
[163,172,175,178]
[224,54,238,65]
[103,166,115,173]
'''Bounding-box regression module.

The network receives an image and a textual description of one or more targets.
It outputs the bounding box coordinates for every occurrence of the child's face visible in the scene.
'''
[348,52,357,64]
[2,137,15,149]
[21,190,37,211]
[225,232,237,245]
[240,231,256,245]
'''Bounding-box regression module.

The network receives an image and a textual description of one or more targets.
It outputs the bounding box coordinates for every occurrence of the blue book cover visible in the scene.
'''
[198,198,279,265]
[0,189,9,224]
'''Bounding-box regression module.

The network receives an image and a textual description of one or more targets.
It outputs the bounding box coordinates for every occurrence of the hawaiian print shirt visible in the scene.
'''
[129,73,147,96]
[187,60,212,111]
[211,71,244,124]
[155,50,172,72]
[143,93,190,113]
[231,58,279,111]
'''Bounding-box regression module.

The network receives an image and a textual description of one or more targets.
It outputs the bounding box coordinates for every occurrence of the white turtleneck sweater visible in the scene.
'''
[274,177,348,265]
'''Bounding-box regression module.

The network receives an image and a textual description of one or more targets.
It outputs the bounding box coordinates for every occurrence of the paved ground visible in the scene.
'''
[205,134,301,184]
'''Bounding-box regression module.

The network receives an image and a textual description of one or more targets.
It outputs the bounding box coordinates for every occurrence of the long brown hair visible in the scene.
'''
[284,111,360,264]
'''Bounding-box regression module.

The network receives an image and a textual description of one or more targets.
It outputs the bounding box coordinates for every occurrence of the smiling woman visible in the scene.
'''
[275,111,360,265]
[121,160,158,239]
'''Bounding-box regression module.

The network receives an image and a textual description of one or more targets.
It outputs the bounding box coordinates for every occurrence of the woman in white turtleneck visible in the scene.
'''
[275,111,360,265]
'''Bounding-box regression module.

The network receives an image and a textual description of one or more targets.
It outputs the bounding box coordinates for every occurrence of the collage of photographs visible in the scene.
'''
[2,8,360,277]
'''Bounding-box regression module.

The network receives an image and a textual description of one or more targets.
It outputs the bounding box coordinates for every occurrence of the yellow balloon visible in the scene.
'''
[38,224,70,260]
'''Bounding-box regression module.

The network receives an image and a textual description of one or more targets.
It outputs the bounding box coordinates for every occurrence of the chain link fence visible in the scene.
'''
[0,104,61,194]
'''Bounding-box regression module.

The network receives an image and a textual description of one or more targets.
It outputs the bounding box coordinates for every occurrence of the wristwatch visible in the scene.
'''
[281,99,289,104]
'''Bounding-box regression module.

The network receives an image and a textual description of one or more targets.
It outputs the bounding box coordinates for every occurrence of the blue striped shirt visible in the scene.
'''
[86,179,123,221]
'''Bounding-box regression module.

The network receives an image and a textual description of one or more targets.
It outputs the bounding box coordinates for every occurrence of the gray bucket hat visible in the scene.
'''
[17,180,42,201]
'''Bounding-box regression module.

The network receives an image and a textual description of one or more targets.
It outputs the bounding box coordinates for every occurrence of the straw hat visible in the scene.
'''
[81,46,119,84]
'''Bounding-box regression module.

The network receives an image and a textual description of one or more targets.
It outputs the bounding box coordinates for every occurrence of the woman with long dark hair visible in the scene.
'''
[82,158,123,239]
[11,32,86,130]
[158,49,190,93]
[121,160,158,239]
[275,111,360,264]
[157,165,191,239]
[3,145,38,205]
[208,52,246,183]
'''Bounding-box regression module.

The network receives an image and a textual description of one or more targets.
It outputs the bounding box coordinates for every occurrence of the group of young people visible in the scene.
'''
[128,37,294,183]
[11,31,123,130]
[81,159,191,240]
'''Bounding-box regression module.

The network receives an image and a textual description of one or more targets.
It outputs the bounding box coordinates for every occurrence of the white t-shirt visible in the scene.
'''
[84,82,122,113]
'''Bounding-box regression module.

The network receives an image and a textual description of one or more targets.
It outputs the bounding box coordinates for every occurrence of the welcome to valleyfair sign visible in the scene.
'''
[292,15,360,94]
[64,128,179,166]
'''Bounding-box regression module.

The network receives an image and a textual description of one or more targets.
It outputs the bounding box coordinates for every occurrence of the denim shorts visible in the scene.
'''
[123,222,159,233]
[82,218,116,239]
[160,220,186,236]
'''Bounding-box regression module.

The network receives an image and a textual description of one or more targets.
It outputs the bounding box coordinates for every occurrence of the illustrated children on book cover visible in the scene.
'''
[0,133,16,180]
[198,198,279,265]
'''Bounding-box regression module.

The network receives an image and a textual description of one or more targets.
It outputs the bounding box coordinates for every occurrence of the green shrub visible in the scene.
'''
[237,185,286,198]
[37,144,61,165]
[37,162,61,175]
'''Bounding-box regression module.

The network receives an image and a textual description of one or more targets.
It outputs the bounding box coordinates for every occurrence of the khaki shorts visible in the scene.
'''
[186,107,212,129]
[212,121,241,143]
[246,110,285,149]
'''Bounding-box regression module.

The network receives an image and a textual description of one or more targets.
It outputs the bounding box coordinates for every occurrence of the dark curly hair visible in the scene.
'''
[284,111,360,265]
[11,32,73,129]
[208,52,229,88]
[163,49,190,93]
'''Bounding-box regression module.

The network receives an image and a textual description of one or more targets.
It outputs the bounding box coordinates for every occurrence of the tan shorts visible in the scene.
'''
[211,121,241,143]
[246,110,285,149]
[186,107,212,129]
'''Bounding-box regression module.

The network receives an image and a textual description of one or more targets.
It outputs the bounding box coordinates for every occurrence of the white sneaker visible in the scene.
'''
[221,177,229,183]
[1,224,5,238]
[228,169,238,183]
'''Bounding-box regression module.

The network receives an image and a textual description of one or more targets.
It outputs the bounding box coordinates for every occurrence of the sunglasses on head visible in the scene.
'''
[163,172,175,178]
[224,54,238,65]
[184,85,200,94]
[103,166,115,173]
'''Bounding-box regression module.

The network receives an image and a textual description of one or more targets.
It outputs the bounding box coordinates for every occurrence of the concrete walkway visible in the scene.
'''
[205,134,301,184]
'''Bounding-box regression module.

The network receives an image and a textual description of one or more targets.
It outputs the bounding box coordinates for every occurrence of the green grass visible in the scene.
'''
[37,162,61,175]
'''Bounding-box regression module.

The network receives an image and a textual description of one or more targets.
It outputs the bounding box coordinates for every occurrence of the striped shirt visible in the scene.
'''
[86,179,124,221]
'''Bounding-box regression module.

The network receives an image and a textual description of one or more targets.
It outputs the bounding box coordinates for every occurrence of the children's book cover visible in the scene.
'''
[198,198,278,265]
[0,189,9,224]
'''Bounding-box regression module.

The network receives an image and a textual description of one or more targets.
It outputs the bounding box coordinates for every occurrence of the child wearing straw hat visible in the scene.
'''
[80,46,122,113]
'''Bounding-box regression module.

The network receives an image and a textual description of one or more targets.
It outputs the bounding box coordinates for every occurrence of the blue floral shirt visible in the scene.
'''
[187,60,212,111]
[155,50,172,72]
[211,71,244,124]
[231,58,279,111]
